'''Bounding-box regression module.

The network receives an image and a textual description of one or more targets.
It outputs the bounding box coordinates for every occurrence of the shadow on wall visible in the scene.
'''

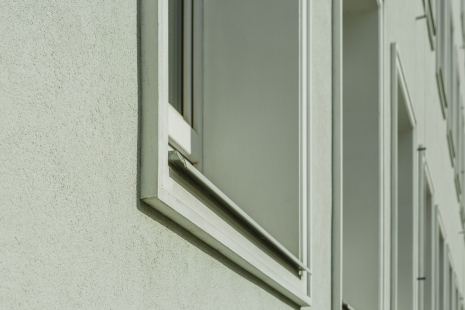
[135,201,300,310]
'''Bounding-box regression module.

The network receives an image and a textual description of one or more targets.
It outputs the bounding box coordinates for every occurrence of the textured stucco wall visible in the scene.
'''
[310,0,333,309]
[0,1,333,309]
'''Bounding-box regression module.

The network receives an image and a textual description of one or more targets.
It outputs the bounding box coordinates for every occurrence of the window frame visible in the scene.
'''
[140,0,313,306]
[460,100,465,219]
[390,44,419,310]
[167,0,203,167]
[447,47,460,168]
[435,210,448,309]
[418,151,435,310]
[462,0,465,45]
[454,85,463,202]
[453,275,460,310]
[446,250,456,310]
[424,0,437,50]
[437,0,453,119]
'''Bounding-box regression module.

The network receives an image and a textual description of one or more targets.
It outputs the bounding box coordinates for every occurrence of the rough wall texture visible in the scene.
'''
[310,0,333,309]
[0,1,332,309]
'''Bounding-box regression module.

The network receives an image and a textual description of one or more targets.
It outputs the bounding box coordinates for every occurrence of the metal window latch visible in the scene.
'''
[417,277,427,281]
[416,15,427,20]
[418,146,427,151]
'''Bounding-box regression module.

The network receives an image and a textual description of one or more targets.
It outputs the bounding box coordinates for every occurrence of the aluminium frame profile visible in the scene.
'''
[168,150,312,274]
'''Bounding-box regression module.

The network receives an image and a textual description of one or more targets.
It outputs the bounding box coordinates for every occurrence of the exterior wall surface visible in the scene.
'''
[0,1,332,310]
[311,0,333,308]
[340,0,465,309]
[384,0,465,308]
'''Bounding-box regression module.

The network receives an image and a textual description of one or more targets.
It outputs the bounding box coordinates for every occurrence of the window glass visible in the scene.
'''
[439,232,444,308]
[169,0,184,114]
[202,0,300,256]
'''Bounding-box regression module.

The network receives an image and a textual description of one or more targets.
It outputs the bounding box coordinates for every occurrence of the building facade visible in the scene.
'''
[1,0,465,309]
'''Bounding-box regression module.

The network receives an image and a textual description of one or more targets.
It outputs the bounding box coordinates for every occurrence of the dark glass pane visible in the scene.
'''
[169,0,183,114]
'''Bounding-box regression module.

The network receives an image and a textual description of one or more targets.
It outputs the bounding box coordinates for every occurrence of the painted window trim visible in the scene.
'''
[390,43,418,310]
[455,172,462,202]
[167,0,203,167]
[436,0,454,120]
[459,99,465,212]
[140,0,312,307]
[424,0,437,50]
[462,1,465,44]
[167,150,312,274]
[445,247,455,310]
[418,151,436,310]
[447,48,460,169]
[168,105,201,165]
[436,208,447,309]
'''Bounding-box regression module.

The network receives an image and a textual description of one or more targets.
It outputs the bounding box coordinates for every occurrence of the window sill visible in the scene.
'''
[141,178,312,307]
[168,150,311,274]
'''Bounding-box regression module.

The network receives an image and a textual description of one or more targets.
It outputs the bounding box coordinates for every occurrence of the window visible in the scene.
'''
[140,0,313,306]
[453,279,459,310]
[454,76,463,201]
[448,260,454,310]
[390,45,418,310]
[437,0,453,118]
[462,0,465,43]
[201,0,304,259]
[460,100,465,217]
[167,0,201,165]
[430,0,437,28]
[420,171,434,310]
[445,9,453,107]
[447,49,459,167]
[168,0,185,116]
[424,0,437,49]
[438,226,445,309]
[438,0,460,169]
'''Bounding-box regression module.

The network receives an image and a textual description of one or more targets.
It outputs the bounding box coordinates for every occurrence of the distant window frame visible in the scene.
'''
[437,0,453,119]
[436,211,447,310]
[424,0,437,50]
[418,150,435,310]
[390,44,419,310]
[447,47,460,169]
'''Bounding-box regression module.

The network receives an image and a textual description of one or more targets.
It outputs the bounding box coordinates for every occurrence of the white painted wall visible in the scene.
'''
[0,1,333,309]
